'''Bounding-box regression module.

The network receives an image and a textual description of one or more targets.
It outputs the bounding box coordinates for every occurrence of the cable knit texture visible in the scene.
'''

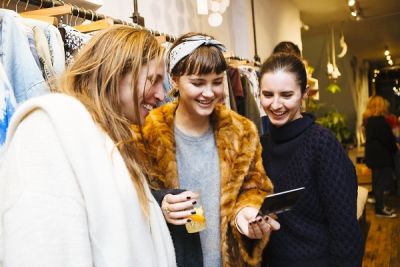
[261,114,363,267]
[139,102,274,267]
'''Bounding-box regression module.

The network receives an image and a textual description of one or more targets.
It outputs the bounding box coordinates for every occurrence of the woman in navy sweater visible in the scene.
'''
[259,53,363,267]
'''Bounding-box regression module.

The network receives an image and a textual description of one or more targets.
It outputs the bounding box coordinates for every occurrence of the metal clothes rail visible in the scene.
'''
[17,0,176,42]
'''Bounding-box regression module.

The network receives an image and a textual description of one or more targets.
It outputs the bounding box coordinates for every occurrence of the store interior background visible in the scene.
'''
[3,0,399,264]
[92,0,400,148]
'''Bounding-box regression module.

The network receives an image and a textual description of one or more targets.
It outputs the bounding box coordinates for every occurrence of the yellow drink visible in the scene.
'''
[185,206,207,233]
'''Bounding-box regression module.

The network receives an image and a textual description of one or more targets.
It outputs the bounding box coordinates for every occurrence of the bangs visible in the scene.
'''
[172,45,227,76]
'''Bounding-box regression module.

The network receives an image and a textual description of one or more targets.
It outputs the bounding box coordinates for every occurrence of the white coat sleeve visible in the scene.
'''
[0,110,93,267]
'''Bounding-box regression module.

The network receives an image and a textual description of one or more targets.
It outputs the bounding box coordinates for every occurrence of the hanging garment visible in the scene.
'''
[240,75,261,134]
[0,9,49,103]
[0,62,16,154]
[22,18,65,76]
[59,24,91,65]
[32,26,57,91]
[238,66,265,116]
[22,25,41,68]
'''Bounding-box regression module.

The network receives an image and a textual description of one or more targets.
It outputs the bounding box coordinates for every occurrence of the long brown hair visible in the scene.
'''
[59,25,164,217]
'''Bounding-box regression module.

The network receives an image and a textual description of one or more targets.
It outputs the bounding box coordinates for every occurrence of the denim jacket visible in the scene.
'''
[0,9,49,103]
[0,62,16,151]
[22,17,65,76]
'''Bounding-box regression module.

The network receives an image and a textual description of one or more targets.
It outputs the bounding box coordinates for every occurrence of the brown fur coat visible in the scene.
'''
[139,102,273,267]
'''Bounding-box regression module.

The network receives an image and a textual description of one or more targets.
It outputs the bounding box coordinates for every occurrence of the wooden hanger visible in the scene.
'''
[74,18,114,33]
[20,4,73,17]
[20,14,59,25]
[15,0,59,26]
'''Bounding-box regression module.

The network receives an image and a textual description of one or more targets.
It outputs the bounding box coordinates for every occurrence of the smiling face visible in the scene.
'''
[119,58,165,124]
[260,70,306,127]
[173,72,224,119]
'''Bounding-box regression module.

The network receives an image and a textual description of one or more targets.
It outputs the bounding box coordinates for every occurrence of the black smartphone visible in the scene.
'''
[259,187,306,215]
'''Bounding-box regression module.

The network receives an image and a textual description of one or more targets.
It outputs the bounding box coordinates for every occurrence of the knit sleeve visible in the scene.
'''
[315,127,364,267]
[0,110,93,266]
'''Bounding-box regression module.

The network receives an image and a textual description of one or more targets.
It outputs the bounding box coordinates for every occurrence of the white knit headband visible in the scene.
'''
[167,35,226,73]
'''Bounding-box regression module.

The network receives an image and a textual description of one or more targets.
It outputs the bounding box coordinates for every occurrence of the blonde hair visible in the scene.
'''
[59,26,164,217]
[363,95,389,121]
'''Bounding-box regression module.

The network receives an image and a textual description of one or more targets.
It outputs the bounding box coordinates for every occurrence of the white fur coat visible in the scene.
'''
[0,93,176,267]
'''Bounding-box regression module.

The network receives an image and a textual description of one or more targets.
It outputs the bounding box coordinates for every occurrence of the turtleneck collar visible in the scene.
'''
[268,113,315,143]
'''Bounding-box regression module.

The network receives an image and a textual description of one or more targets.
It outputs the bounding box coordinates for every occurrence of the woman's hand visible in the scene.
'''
[161,191,199,225]
[235,207,280,239]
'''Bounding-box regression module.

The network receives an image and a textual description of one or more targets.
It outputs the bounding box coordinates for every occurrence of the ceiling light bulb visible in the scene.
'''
[351,11,357,17]
[348,0,356,7]
[389,60,393,65]
[386,55,391,60]
[208,12,223,27]
[384,50,390,56]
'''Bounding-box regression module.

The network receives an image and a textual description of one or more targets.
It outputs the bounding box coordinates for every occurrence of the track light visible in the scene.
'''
[384,46,394,66]
[348,0,362,20]
[348,0,356,7]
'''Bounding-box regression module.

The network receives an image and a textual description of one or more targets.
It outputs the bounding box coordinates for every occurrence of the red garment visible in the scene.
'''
[385,114,398,129]
[227,67,244,97]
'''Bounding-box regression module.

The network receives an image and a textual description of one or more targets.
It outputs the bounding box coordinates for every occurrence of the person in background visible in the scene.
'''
[259,52,363,266]
[138,32,280,267]
[363,95,397,218]
[0,26,176,267]
[272,41,301,57]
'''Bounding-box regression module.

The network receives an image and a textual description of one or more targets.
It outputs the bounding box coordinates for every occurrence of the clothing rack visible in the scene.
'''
[18,0,175,42]
[226,56,261,67]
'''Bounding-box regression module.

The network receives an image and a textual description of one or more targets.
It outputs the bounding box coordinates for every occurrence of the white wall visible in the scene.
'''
[96,0,301,61]
[254,0,302,61]
[96,0,233,46]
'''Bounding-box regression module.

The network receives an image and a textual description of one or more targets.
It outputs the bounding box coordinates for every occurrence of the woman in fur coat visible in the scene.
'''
[139,33,279,267]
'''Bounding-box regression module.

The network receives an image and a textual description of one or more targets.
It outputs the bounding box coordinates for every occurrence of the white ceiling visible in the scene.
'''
[292,0,400,64]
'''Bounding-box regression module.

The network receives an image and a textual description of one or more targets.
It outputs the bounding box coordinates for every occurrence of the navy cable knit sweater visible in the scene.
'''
[261,114,363,267]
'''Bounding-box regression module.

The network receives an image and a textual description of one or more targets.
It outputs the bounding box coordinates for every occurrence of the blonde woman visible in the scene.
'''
[0,26,176,267]
[363,95,397,218]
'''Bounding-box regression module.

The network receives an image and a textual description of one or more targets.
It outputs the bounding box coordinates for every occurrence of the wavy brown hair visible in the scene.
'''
[59,25,164,217]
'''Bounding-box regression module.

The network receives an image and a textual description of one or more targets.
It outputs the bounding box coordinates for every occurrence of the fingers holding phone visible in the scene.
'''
[235,207,280,239]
